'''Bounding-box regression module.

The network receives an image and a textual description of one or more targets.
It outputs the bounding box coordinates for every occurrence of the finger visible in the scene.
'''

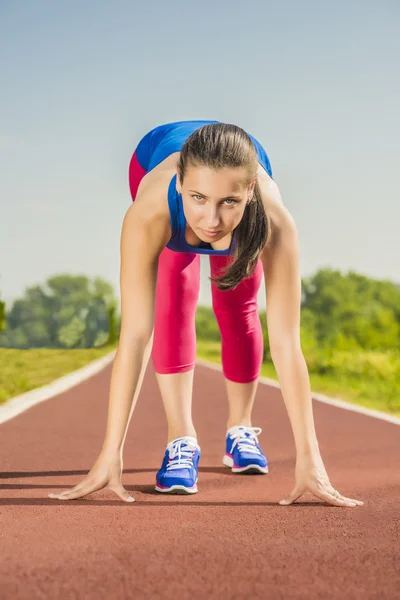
[331,492,364,506]
[49,481,103,501]
[48,490,78,499]
[48,480,89,499]
[324,485,364,506]
[108,484,135,503]
[48,485,87,499]
[314,488,357,507]
[279,485,304,505]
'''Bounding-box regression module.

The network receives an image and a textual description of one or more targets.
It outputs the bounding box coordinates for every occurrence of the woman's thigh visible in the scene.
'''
[209,255,264,382]
[152,248,200,373]
[209,255,263,308]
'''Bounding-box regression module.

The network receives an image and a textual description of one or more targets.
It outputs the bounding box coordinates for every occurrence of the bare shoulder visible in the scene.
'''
[128,168,172,221]
[257,168,297,236]
[122,170,172,256]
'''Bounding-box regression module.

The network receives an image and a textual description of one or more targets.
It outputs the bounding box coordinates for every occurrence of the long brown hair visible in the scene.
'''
[176,123,271,290]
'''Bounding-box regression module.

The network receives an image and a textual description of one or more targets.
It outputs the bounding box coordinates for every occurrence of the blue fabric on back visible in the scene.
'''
[135,120,273,255]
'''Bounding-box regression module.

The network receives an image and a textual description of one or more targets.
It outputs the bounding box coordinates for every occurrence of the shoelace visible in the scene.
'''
[229,426,263,455]
[166,439,198,471]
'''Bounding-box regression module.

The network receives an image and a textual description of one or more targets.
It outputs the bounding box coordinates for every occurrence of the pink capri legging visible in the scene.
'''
[128,151,264,383]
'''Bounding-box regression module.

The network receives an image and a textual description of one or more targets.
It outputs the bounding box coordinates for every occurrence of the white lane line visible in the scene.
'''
[196,358,400,426]
[0,350,117,425]
[1,351,398,427]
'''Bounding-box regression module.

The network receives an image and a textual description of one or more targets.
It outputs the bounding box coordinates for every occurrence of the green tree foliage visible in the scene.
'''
[301,269,400,350]
[0,299,5,332]
[0,274,118,349]
[0,279,6,332]
[195,306,221,342]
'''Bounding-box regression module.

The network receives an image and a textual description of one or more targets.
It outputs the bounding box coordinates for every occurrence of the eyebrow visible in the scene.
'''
[188,189,242,200]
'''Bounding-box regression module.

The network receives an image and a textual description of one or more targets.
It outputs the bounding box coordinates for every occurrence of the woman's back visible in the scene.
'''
[135,120,221,173]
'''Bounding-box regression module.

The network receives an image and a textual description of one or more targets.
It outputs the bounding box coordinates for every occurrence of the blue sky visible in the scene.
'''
[1,0,399,309]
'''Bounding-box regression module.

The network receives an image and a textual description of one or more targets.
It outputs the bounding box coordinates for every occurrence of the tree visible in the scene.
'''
[0,274,118,349]
[302,268,400,351]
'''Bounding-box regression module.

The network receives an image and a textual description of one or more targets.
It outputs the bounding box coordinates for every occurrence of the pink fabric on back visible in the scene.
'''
[128,151,147,201]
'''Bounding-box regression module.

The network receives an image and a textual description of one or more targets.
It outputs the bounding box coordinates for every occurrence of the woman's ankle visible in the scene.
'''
[167,427,197,444]
[226,418,252,431]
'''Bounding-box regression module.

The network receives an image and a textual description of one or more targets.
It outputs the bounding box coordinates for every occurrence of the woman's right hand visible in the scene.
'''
[48,450,135,502]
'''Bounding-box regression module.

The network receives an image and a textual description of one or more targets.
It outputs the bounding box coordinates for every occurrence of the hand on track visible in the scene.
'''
[48,451,135,503]
[279,452,364,507]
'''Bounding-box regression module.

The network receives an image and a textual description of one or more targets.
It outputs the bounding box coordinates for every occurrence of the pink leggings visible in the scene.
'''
[129,151,264,383]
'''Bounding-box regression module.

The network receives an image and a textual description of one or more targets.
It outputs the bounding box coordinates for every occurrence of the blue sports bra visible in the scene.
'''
[134,120,273,255]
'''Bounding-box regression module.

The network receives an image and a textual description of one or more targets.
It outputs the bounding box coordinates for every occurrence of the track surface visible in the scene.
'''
[1,361,399,599]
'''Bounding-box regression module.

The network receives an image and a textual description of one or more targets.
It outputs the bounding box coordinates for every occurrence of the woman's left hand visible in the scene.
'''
[278,452,364,507]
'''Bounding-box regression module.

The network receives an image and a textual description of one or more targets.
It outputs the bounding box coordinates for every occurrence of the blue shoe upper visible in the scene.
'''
[156,436,200,489]
[225,426,268,468]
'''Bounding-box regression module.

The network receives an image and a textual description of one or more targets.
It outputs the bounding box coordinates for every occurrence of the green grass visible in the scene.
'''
[1,340,399,419]
[0,343,118,404]
[196,339,400,418]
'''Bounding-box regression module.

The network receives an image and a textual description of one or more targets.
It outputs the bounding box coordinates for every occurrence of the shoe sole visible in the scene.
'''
[223,454,269,474]
[154,480,198,494]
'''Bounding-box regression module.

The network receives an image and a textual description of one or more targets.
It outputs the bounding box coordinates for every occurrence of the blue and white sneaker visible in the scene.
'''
[155,436,200,494]
[223,426,268,474]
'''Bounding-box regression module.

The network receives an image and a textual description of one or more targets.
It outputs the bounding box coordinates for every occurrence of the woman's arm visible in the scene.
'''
[49,183,171,502]
[259,179,363,508]
[102,194,171,452]
[261,217,319,454]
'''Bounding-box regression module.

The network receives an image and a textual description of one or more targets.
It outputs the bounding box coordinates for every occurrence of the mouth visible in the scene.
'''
[201,229,221,238]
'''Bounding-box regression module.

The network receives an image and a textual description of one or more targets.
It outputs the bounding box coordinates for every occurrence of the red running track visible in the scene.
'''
[0,361,399,599]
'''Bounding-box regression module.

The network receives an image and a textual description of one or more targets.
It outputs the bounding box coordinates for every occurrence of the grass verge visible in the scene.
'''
[196,339,400,418]
[0,343,118,404]
[1,340,399,419]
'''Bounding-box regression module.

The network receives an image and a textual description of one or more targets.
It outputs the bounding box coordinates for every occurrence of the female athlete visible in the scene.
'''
[49,120,363,508]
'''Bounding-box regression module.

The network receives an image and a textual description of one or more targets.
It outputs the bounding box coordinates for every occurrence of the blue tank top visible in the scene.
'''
[134,120,273,255]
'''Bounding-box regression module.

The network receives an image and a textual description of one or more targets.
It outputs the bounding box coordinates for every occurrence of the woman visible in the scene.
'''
[49,120,363,507]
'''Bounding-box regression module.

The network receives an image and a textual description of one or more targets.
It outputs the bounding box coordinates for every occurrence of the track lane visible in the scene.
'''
[1,361,399,599]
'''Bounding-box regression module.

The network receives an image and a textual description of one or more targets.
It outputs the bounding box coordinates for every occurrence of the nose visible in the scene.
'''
[205,206,221,229]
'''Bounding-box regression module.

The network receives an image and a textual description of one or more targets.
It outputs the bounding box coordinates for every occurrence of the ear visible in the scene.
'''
[248,179,257,201]
[250,179,257,193]
[176,171,182,195]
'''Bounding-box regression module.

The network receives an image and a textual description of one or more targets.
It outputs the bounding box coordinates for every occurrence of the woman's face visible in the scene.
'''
[177,164,256,242]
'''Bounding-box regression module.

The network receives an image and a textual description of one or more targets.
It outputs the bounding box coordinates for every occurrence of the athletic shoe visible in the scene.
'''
[155,436,200,494]
[223,425,268,474]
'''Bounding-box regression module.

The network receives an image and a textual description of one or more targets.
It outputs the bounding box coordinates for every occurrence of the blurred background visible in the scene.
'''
[1,0,399,414]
